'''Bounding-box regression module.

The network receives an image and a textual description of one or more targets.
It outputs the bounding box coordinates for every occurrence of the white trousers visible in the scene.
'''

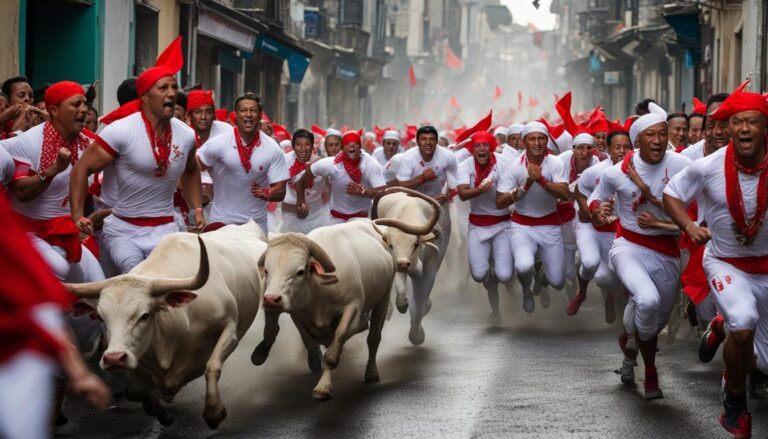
[30,235,105,283]
[467,221,513,283]
[702,252,768,373]
[609,238,680,340]
[279,204,329,234]
[0,351,56,439]
[561,218,578,282]
[575,222,620,291]
[510,223,565,290]
[102,214,180,274]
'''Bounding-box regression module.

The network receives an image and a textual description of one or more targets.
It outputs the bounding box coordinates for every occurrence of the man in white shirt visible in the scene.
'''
[589,102,692,399]
[280,129,328,233]
[496,121,570,314]
[197,93,289,234]
[663,91,768,438]
[372,129,403,166]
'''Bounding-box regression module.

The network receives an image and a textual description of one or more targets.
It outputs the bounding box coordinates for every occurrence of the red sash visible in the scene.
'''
[116,215,174,227]
[616,224,680,258]
[511,211,561,226]
[469,213,511,226]
[594,220,618,234]
[203,222,227,233]
[717,255,768,275]
[556,201,576,224]
[330,210,367,221]
[19,215,82,263]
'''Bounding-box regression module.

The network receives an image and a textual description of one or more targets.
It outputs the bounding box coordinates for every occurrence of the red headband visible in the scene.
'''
[187,90,214,112]
[136,36,183,96]
[342,129,363,145]
[215,109,228,122]
[467,131,497,153]
[710,91,768,121]
[692,97,706,114]
[44,81,85,108]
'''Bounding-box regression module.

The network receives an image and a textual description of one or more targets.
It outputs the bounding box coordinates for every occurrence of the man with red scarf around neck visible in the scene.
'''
[663,90,768,438]
[70,37,204,274]
[496,121,570,315]
[197,93,288,234]
[279,128,328,233]
[456,131,513,325]
[589,102,692,400]
[297,129,385,224]
[2,81,105,283]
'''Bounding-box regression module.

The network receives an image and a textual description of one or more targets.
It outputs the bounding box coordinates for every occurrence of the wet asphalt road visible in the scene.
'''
[55,274,764,439]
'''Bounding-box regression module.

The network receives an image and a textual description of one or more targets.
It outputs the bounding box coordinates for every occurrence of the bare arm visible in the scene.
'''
[180,152,205,231]
[71,142,115,233]
[574,188,591,223]
[663,193,711,244]
[12,148,70,203]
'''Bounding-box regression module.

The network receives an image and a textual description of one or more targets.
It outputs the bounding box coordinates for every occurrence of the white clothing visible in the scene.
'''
[0,145,13,186]
[396,146,458,198]
[510,222,565,290]
[102,214,180,273]
[456,154,508,217]
[680,139,705,161]
[468,221,514,283]
[558,149,599,181]
[0,351,56,439]
[31,235,105,283]
[577,159,612,199]
[383,153,404,182]
[280,152,328,234]
[500,146,521,168]
[372,145,403,166]
[197,129,289,227]
[497,153,567,218]
[311,153,385,216]
[575,221,620,291]
[453,148,471,163]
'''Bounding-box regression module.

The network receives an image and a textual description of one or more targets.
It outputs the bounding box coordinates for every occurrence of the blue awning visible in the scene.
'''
[253,34,310,83]
[664,12,701,63]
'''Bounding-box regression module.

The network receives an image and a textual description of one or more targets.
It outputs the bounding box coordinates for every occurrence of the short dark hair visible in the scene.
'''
[1,76,30,97]
[117,78,138,106]
[666,112,689,122]
[234,92,262,112]
[292,128,314,147]
[607,131,630,145]
[416,125,438,140]
[706,93,729,109]
[175,90,187,109]
[634,98,656,115]
[688,112,705,120]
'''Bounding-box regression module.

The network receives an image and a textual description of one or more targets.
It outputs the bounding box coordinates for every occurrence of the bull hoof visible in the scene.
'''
[487,311,501,326]
[250,341,271,366]
[364,367,380,383]
[312,388,333,401]
[307,348,322,373]
[157,412,174,427]
[203,405,227,429]
[396,295,409,314]
[409,324,426,346]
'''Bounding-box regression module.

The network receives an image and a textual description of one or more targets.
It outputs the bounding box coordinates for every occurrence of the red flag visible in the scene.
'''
[450,96,461,108]
[493,86,503,101]
[374,125,385,143]
[404,124,418,144]
[409,65,417,87]
[554,92,578,135]
[691,97,706,114]
[455,110,493,144]
[444,44,464,70]
[311,124,326,137]
[517,91,523,110]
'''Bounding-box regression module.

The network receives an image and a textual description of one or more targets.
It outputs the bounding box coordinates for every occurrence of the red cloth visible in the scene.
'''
[594,220,618,234]
[717,255,768,275]
[39,122,89,170]
[585,106,609,135]
[202,222,226,233]
[467,131,497,154]
[288,159,313,189]
[616,224,680,258]
[186,90,214,112]
[311,125,326,137]
[469,213,510,226]
[99,100,142,125]
[724,142,768,245]
[215,109,228,122]
[511,211,561,226]
[334,152,362,183]
[234,127,261,173]
[136,36,183,96]
[692,97,706,114]
[554,92,578,136]
[330,210,367,221]
[456,111,493,145]
[141,111,172,176]
[710,90,768,121]
[556,202,577,224]
[19,215,82,263]
[115,215,174,227]
[681,242,708,304]
[341,129,363,145]
[43,81,85,108]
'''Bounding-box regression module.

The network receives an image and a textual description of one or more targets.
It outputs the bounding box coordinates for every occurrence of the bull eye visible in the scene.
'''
[413,243,418,249]
[139,312,150,322]
[388,244,394,250]
[296,269,305,276]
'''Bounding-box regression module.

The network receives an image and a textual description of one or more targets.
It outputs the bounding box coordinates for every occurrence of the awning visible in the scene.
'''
[198,8,257,52]
[253,34,311,83]
[662,8,702,63]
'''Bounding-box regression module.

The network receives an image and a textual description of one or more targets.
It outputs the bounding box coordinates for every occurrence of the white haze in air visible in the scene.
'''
[504,0,557,31]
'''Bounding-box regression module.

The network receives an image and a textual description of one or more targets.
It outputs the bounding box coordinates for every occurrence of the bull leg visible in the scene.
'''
[408,273,435,346]
[294,321,322,373]
[365,298,389,382]
[312,359,334,401]
[323,305,359,369]
[394,272,409,313]
[143,389,173,426]
[251,310,280,366]
[203,321,238,429]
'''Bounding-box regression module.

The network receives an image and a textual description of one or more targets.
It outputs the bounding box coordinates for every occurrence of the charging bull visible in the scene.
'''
[66,223,266,429]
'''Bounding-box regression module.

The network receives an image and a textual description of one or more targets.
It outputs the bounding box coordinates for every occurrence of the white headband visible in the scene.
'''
[506,123,524,136]
[522,121,548,139]
[382,130,401,141]
[325,128,342,139]
[629,102,668,146]
[572,133,595,147]
[493,127,508,136]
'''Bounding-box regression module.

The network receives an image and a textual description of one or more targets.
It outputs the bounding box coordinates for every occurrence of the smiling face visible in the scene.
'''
[417,133,438,159]
[84,107,99,132]
[236,98,261,137]
[143,76,178,122]
[593,131,607,152]
[325,135,341,157]
[293,136,313,163]
[637,122,669,164]
[728,110,767,162]
[190,105,215,134]
[473,142,492,166]
[50,94,88,137]
[383,139,400,158]
[523,132,548,161]
[668,116,688,146]
[607,134,632,164]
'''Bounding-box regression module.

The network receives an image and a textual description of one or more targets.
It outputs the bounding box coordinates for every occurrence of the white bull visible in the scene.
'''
[67,223,266,429]
[371,187,446,345]
[253,220,395,401]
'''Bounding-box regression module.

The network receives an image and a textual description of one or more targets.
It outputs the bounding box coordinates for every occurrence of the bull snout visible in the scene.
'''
[396,260,411,273]
[262,294,283,309]
[102,351,129,369]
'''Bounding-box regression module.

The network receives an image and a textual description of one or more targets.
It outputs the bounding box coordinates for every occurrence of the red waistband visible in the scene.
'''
[19,214,82,263]
[556,202,576,224]
[716,255,768,275]
[594,219,618,234]
[116,215,175,227]
[202,222,226,233]
[469,213,511,226]
[330,210,368,221]
[511,211,561,226]
[616,224,680,258]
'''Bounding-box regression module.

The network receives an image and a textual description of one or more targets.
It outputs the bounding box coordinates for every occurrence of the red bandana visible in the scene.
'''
[288,158,313,189]
[39,122,89,171]
[474,154,496,187]
[234,127,261,173]
[141,112,172,177]
[569,154,579,183]
[334,152,362,183]
[519,150,548,168]
[620,150,648,211]
[724,142,768,246]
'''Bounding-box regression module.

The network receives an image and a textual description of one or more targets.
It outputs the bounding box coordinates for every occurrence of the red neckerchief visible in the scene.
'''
[234,127,261,173]
[141,112,172,176]
[474,154,496,187]
[39,122,89,170]
[592,149,607,161]
[724,142,768,246]
[334,152,362,183]
[569,153,579,183]
[519,149,548,167]
[620,150,648,211]
[288,157,313,189]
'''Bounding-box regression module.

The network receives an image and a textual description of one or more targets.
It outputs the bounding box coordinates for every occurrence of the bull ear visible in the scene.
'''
[309,261,339,285]
[70,300,100,321]
[419,232,436,242]
[257,251,266,277]
[165,291,198,308]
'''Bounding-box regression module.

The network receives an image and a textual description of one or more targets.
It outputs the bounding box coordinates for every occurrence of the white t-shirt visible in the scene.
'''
[680,139,705,161]
[311,153,385,215]
[559,149,600,184]
[0,144,14,186]
[664,147,768,257]
[197,129,288,225]
[208,120,233,140]
[96,112,197,218]
[396,146,458,198]
[372,145,403,166]
[589,151,691,236]
[3,124,72,219]
[577,158,613,200]
[383,153,404,182]
[456,154,508,217]
[283,151,324,206]
[453,148,471,163]
[497,153,567,218]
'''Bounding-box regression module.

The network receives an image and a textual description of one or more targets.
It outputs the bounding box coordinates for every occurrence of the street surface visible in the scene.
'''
[55,274,762,438]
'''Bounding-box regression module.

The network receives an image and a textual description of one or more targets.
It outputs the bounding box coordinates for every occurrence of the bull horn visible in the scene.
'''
[149,236,210,296]
[372,187,441,236]
[307,239,336,273]
[66,279,110,298]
